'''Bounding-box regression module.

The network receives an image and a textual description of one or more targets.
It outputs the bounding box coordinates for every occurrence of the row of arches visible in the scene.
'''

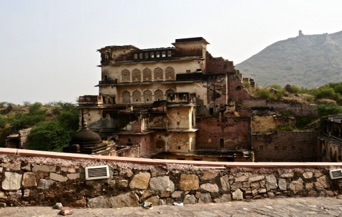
[122,89,175,103]
[121,67,175,82]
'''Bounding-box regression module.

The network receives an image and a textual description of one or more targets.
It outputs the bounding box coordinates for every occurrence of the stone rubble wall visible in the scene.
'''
[0,150,342,208]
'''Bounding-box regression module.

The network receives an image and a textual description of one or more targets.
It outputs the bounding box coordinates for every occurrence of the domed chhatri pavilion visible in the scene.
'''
[68,113,114,155]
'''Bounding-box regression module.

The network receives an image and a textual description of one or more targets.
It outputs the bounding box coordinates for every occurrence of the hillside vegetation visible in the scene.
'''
[0,102,78,151]
[236,30,342,88]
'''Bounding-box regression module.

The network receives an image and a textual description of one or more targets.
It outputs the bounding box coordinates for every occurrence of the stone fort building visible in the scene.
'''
[77,37,253,161]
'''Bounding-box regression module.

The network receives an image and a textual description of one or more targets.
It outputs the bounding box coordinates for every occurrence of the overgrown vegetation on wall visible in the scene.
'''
[0,102,79,151]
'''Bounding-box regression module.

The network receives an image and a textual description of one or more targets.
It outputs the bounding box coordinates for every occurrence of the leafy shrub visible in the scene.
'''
[317,104,342,117]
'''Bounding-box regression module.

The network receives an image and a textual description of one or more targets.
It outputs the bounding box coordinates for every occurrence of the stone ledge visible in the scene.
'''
[0,148,342,168]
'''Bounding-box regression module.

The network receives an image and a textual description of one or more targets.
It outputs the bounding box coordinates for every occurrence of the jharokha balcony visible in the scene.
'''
[78,95,103,106]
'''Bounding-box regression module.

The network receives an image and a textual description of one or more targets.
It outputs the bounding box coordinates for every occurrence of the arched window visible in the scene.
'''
[154,90,164,101]
[122,91,130,103]
[143,90,152,103]
[154,67,163,81]
[166,89,175,101]
[143,68,152,81]
[132,68,141,82]
[132,90,142,102]
[165,67,175,80]
[121,69,130,82]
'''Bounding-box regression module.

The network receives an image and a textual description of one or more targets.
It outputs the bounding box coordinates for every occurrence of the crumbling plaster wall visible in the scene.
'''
[0,149,341,208]
[196,117,249,150]
[167,107,193,129]
[252,131,319,162]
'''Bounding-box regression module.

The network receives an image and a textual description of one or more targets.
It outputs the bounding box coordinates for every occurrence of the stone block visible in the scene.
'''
[303,172,313,179]
[69,197,87,207]
[22,172,37,187]
[183,194,196,204]
[307,190,318,197]
[87,196,110,208]
[200,183,219,193]
[289,180,304,194]
[171,191,182,198]
[140,189,154,201]
[160,191,170,198]
[67,173,80,180]
[179,174,199,191]
[280,173,294,178]
[32,165,56,173]
[198,193,212,203]
[250,181,260,190]
[278,178,287,191]
[258,188,267,194]
[214,194,232,203]
[118,179,128,188]
[110,192,139,208]
[235,175,248,182]
[0,191,6,199]
[129,172,150,190]
[231,182,242,191]
[305,182,314,190]
[37,179,55,189]
[2,172,22,190]
[220,175,230,192]
[232,189,243,200]
[201,171,218,180]
[89,192,139,208]
[61,167,76,173]
[265,175,278,190]
[145,196,160,206]
[23,189,30,197]
[0,167,3,173]
[249,175,264,183]
[150,176,174,192]
[50,173,68,182]
[21,164,31,171]
[315,175,330,190]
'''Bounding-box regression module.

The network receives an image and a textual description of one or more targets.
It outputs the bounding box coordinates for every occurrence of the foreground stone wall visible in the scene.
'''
[0,148,341,208]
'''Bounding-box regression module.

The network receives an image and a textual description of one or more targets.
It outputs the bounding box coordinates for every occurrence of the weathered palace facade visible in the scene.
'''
[77,37,252,161]
[74,37,339,162]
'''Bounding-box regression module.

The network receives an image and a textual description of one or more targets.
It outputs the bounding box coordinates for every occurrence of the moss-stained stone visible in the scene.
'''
[22,172,37,187]
[150,176,175,192]
[179,174,199,191]
[2,172,22,190]
[129,172,150,190]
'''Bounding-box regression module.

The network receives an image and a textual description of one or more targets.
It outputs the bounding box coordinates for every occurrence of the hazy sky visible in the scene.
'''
[1,0,341,104]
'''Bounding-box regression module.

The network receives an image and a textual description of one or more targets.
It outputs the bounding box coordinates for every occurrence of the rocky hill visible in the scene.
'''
[236,30,342,88]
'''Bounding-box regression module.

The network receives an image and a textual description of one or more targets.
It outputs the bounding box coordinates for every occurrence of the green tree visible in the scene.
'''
[26,121,71,151]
